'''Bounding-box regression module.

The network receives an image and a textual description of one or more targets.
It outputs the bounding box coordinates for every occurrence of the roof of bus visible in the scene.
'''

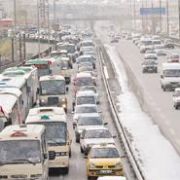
[0,76,26,89]
[26,107,66,124]
[0,88,22,97]
[0,94,18,114]
[25,58,49,65]
[6,66,37,73]
[40,75,65,81]
[0,124,45,140]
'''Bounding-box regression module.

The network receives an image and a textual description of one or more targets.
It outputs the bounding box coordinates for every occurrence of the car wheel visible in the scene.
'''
[69,149,72,158]
[175,105,179,110]
[64,167,69,174]
[76,137,79,143]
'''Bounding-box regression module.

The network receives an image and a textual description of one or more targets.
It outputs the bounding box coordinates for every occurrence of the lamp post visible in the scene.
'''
[166,0,169,35]
[178,0,180,39]
[37,0,40,58]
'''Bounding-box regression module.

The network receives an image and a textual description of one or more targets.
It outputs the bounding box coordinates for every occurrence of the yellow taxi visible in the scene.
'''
[86,144,124,179]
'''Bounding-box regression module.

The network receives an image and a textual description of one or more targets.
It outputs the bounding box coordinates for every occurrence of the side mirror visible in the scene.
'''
[104,122,108,126]
[160,75,163,79]
[113,135,117,138]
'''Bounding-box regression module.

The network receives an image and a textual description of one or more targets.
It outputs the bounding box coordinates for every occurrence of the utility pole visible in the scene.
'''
[166,0,169,35]
[37,0,40,58]
[178,0,180,39]
[53,0,56,24]
[141,0,144,33]
[159,0,162,33]
[133,0,136,31]
[13,0,17,62]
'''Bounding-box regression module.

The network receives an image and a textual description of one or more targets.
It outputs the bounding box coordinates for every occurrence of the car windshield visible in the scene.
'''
[77,96,95,105]
[80,86,96,93]
[78,116,102,126]
[61,60,69,69]
[75,77,93,87]
[79,66,93,72]
[76,106,97,113]
[32,122,67,145]
[143,61,156,65]
[85,129,111,138]
[40,80,65,95]
[0,140,41,164]
[90,148,119,158]
[164,69,180,77]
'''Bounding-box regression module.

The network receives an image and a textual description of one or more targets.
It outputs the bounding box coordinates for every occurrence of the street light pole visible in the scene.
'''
[166,0,169,35]
[53,0,56,24]
[178,0,180,39]
[37,0,40,58]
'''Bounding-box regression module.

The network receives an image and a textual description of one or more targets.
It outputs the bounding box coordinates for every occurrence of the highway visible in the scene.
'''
[49,40,136,180]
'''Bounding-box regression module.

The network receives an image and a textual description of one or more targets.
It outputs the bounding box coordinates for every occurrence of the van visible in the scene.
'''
[39,75,68,112]
[160,63,180,91]
[0,124,49,179]
[26,107,71,173]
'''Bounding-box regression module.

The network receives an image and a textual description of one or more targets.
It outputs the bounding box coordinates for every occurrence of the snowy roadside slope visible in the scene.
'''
[105,45,180,180]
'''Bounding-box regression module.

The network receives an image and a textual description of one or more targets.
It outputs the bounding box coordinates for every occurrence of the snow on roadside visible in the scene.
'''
[105,45,180,180]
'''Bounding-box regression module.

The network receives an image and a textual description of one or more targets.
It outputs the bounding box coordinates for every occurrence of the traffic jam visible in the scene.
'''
[118,32,180,109]
[0,27,126,180]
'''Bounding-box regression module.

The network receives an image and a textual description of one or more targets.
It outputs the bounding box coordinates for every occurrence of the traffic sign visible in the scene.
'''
[140,7,166,16]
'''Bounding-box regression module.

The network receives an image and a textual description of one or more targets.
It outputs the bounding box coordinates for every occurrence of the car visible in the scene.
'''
[173,88,180,109]
[154,49,167,56]
[144,53,158,60]
[80,127,115,154]
[86,144,124,179]
[167,53,179,63]
[97,176,126,180]
[73,104,100,127]
[74,113,104,143]
[110,38,119,43]
[142,60,158,73]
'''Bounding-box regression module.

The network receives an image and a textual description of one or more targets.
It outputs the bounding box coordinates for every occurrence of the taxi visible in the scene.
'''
[86,144,124,179]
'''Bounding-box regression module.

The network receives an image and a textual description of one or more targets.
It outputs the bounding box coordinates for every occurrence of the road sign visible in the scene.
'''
[140,7,166,16]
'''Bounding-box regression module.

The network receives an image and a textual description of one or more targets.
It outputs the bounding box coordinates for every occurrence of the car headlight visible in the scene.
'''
[62,98,66,102]
[62,104,66,108]
[116,162,123,169]
[78,129,83,134]
[89,163,96,169]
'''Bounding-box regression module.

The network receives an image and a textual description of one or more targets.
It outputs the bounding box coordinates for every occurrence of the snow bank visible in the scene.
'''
[105,45,180,180]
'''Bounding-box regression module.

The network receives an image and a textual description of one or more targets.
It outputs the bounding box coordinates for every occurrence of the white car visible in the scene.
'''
[80,126,114,154]
[73,104,99,123]
[74,113,104,143]
[173,88,180,109]
[97,176,126,180]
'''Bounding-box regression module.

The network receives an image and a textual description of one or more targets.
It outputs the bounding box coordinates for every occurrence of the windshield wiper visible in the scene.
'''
[48,139,65,146]
[11,158,38,165]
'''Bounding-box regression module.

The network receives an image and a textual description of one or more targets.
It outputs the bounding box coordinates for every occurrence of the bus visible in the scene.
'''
[26,107,71,174]
[0,124,49,179]
[39,75,68,112]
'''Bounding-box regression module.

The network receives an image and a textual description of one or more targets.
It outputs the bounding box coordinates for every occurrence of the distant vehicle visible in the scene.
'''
[39,75,68,112]
[26,107,71,173]
[167,53,179,63]
[86,144,124,179]
[160,63,180,91]
[173,88,180,109]
[25,58,58,77]
[144,53,158,60]
[0,124,49,180]
[80,127,114,155]
[142,60,158,73]
[111,38,119,43]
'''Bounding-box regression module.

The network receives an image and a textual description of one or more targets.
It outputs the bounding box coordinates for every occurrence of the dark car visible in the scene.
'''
[142,60,158,73]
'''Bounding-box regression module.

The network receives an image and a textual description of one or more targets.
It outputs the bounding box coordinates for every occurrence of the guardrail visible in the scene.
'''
[97,44,146,180]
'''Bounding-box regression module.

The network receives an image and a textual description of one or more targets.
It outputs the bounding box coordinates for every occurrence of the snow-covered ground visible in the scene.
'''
[105,45,180,180]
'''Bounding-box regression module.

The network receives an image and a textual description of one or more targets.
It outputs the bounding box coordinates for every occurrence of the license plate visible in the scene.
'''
[99,170,112,174]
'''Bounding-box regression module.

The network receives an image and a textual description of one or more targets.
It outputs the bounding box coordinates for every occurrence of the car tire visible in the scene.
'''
[64,167,69,174]
[76,137,80,143]
[175,105,179,110]
[69,149,72,158]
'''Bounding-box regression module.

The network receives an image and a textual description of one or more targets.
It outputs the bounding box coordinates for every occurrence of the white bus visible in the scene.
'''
[0,124,49,179]
[26,107,71,174]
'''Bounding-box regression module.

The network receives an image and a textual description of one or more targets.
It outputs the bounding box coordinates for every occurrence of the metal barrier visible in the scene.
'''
[97,44,146,180]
